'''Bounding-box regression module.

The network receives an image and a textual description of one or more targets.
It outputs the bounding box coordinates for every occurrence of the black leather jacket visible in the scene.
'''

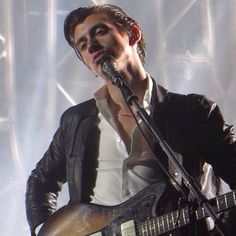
[25,83,236,234]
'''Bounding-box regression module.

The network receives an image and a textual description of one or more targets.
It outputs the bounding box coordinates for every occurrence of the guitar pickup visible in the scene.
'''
[121,220,137,236]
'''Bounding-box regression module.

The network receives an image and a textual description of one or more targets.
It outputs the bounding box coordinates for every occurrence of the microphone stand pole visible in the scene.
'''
[110,75,229,236]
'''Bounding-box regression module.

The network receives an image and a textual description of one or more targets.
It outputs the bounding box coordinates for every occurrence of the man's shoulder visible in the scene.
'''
[166,89,215,119]
[61,98,98,121]
[155,82,215,117]
[157,82,213,108]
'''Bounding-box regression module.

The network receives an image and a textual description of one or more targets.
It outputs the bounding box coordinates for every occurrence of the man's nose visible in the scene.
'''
[88,42,102,54]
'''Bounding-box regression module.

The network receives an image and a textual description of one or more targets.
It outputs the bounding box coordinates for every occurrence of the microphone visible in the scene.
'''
[100,55,137,104]
[99,56,123,86]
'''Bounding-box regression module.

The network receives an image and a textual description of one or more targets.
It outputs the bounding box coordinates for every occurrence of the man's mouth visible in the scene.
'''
[93,51,106,64]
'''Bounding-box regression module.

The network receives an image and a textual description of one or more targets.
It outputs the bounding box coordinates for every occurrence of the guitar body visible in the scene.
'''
[38,181,236,236]
[38,182,166,236]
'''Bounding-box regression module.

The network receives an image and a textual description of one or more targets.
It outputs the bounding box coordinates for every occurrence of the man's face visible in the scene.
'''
[73,13,131,78]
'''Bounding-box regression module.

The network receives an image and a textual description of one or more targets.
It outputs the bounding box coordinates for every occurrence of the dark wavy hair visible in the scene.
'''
[64,4,146,64]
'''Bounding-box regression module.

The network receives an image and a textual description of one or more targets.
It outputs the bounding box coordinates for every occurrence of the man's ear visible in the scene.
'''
[129,24,141,46]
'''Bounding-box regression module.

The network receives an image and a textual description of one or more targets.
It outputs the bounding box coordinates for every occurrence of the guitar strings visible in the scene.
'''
[107,190,236,235]
[108,208,188,235]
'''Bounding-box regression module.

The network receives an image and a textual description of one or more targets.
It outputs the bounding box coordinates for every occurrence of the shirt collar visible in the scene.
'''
[93,73,153,114]
[143,73,153,112]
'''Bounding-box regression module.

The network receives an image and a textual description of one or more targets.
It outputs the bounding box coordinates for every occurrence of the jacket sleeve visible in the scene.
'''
[25,114,67,234]
[186,95,236,234]
[203,99,236,234]
[203,99,235,189]
[186,94,236,189]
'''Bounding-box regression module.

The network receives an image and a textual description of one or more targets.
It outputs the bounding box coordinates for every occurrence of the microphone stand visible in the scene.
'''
[109,74,229,236]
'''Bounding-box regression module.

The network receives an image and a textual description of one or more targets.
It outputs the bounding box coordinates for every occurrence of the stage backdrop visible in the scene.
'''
[0,0,235,235]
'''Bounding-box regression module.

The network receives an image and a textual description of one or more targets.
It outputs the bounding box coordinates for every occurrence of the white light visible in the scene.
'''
[0,50,7,58]
[0,34,6,58]
[0,34,6,43]
[92,0,107,5]
[57,83,76,105]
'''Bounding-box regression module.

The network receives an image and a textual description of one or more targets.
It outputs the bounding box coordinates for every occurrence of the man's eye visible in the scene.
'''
[79,43,86,51]
[95,27,106,35]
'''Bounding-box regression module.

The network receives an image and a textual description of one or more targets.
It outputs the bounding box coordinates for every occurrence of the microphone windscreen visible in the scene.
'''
[100,55,118,78]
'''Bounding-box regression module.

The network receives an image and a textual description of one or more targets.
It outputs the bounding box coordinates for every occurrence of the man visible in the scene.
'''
[26,4,236,236]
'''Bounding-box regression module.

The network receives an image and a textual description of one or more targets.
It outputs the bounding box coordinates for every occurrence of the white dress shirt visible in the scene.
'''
[90,75,165,206]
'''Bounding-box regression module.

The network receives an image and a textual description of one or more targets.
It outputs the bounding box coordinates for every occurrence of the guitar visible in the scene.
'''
[38,182,236,236]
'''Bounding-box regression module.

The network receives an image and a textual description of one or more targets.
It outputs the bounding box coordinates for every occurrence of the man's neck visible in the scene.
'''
[106,66,148,116]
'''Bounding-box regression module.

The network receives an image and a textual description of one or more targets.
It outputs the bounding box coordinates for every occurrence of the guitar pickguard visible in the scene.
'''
[92,182,167,236]
[102,195,156,235]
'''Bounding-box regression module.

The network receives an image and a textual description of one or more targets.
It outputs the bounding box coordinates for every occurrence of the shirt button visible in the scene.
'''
[174,172,178,176]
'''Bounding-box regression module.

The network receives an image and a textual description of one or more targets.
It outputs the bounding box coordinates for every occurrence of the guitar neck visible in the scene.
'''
[137,190,236,235]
